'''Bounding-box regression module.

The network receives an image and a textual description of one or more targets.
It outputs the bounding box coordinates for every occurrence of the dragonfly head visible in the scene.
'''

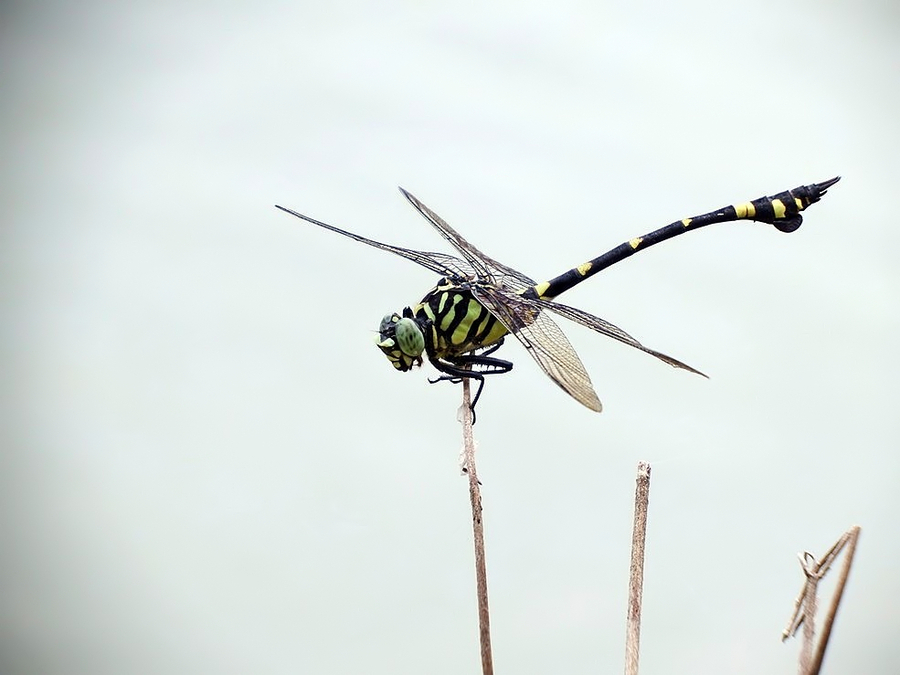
[376,308,425,371]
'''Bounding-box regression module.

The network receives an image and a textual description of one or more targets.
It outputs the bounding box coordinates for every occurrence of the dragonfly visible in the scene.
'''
[277,177,839,416]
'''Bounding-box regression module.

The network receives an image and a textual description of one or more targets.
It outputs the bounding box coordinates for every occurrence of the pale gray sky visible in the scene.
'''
[2,1,898,673]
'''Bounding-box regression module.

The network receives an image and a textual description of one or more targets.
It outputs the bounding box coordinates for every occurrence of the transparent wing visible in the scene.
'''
[399,188,537,293]
[473,286,602,412]
[474,285,706,412]
[532,298,707,376]
[275,205,476,279]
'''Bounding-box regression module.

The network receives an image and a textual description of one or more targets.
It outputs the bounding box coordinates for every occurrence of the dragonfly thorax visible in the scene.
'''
[376,309,425,371]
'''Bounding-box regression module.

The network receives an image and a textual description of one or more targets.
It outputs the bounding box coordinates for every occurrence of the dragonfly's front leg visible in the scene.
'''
[427,347,513,422]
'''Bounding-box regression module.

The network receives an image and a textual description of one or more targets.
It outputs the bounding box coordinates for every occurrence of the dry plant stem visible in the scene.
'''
[461,378,493,675]
[624,462,651,675]
[798,555,818,675]
[783,532,847,642]
[782,526,861,675]
[807,526,860,675]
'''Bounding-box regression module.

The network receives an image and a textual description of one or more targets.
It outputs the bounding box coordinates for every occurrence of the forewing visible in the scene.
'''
[399,188,536,292]
[275,205,475,279]
[473,286,602,412]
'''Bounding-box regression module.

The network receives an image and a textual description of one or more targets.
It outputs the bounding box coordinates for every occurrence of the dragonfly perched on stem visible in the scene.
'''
[277,177,839,418]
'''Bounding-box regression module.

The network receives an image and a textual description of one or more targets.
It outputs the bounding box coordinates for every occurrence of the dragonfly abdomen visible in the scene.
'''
[527,177,841,301]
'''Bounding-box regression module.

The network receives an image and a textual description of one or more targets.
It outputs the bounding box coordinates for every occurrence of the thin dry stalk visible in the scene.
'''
[460,378,493,675]
[624,462,652,675]
[798,554,819,674]
[782,526,861,675]
[807,526,860,675]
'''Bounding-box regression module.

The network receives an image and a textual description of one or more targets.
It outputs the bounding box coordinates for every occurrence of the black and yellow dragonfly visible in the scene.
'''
[277,177,839,415]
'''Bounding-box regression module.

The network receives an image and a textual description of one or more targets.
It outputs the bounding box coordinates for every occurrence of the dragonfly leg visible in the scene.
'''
[474,336,505,358]
[427,371,485,423]
[427,351,513,422]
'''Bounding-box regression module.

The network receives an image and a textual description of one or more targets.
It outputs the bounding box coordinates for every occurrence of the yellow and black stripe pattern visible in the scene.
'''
[413,279,508,359]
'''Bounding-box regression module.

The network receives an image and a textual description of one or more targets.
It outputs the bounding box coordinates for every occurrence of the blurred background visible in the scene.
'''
[2,1,897,672]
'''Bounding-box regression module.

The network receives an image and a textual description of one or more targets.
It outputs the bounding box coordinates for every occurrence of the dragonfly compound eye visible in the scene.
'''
[376,313,424,371]
[394,317,425,357]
